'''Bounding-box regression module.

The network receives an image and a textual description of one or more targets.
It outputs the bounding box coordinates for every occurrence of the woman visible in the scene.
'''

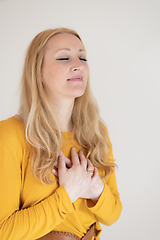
[0,28,122,240]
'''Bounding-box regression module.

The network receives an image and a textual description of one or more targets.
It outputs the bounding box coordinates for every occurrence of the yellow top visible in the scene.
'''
[0,116,122,240]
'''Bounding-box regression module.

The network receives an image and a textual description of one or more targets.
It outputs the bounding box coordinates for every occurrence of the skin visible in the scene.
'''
[42,33,104,204]
[42,33,89,132]
[52,147,104,204]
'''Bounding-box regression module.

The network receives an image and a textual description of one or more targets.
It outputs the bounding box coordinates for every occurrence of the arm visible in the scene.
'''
[85,133,122,226]
[0,140,75,240]
[56,132,122,226]
[52,135,122,226]
[85,170,122,226]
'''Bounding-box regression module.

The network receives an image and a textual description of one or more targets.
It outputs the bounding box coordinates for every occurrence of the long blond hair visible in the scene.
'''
[19,28,115,184]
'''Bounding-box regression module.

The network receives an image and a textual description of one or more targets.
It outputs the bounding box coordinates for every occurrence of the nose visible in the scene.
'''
[70,58,83,72]
[71,67,80,72]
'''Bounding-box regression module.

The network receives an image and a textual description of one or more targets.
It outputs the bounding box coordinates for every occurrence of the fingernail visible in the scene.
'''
[59,151,63,156]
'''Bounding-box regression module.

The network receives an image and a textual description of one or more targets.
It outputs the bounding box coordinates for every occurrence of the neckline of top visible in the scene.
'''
[61,131,73,138]
[14,115,73,137]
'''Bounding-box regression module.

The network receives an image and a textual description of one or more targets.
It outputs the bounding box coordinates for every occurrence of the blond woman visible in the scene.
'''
[0,28,122,240]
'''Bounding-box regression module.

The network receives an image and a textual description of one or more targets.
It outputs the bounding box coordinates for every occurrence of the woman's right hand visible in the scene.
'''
[53,147,97,203]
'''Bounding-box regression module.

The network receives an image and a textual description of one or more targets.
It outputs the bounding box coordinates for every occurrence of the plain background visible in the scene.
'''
[0,0,160,239]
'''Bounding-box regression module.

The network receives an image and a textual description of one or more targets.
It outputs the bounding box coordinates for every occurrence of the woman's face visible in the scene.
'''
[42,33,89,103]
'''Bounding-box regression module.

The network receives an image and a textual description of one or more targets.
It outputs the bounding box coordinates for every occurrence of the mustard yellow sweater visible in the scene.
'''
[0,116,122,240]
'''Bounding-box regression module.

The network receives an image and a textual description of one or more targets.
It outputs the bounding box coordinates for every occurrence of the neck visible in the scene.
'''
[51,99,74,132]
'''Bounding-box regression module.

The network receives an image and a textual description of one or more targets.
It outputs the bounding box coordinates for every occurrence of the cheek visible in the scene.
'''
[84,66,89,81]
[42,64,57,84]
[85,64,89,74]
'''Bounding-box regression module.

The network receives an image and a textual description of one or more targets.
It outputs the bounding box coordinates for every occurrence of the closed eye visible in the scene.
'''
[79,57,87,62]
[56,57,70,61]
[56,57,87,62]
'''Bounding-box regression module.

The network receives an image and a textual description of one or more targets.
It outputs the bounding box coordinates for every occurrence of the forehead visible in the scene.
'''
[45,33,85,52]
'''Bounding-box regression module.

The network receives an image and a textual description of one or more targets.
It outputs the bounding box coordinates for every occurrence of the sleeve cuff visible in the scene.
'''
[54,185,76,213]
[85,182,114,214]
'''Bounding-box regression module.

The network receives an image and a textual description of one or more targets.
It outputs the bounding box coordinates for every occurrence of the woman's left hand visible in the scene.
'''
[52,150,104,204]
[80,154,104,204]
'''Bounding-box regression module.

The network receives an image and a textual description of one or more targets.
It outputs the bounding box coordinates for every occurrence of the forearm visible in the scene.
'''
[0,186,75,240]
[85,180,122,226]
[89,177,105,205]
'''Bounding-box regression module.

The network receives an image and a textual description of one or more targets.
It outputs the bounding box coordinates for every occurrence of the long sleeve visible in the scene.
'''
[0,140,75,240]
[0,118,75,240]
[85,127,122,226]
[85,171,122,226]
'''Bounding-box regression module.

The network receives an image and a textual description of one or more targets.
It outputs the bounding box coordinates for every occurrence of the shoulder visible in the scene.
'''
[0,116,26,148]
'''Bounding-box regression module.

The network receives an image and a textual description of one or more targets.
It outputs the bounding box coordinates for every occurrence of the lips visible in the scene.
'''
[67,76,83,82]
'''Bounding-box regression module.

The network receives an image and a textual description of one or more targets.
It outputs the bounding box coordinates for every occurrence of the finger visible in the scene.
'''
[90,167,99,180]
[54,157,72,169]
[58,151,66,171]
[70,147,79,166]
[87,158,94,171]
[53,161,58,168]
[79,150,87,170]
[51,168,58,178]
[65,157,72,168]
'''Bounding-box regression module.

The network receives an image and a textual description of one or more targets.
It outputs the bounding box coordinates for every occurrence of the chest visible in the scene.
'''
[20,136,82,208]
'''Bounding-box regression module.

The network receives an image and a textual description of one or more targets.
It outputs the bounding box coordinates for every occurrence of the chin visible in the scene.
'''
[73,89,86,98]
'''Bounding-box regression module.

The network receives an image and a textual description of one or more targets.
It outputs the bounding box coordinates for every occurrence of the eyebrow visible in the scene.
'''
[55,48,85,53]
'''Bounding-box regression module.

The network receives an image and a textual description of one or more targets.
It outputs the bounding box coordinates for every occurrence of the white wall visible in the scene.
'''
[0,0,160,239]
